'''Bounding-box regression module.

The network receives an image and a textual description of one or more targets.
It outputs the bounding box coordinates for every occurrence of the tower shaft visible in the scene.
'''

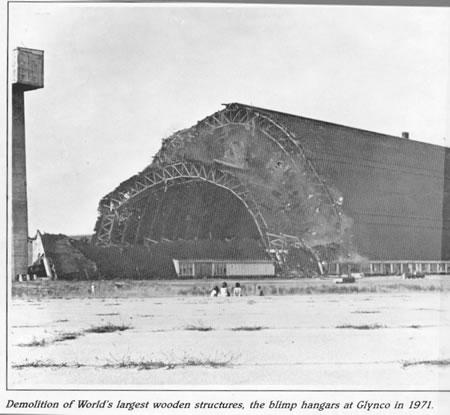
[10,47,44,279]
[11,86,28,277]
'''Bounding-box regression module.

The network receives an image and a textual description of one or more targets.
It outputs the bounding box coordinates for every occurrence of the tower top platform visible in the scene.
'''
[11,47,44,90]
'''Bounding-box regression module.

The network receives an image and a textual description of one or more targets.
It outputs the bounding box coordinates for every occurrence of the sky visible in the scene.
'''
[8,3,450,236]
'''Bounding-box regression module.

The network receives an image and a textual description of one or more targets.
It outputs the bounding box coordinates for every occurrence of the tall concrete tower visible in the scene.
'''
[10,47,44,279]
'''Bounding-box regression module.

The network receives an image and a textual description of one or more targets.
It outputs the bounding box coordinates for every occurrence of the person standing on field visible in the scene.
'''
[89,283,96,297]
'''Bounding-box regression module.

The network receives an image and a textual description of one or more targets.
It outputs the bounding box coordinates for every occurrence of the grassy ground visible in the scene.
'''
[10,275,449,299]
[9,291,450,387]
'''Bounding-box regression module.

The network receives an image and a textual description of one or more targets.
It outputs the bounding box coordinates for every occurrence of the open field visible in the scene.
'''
[8,276,450,388]
[11,274,450,299]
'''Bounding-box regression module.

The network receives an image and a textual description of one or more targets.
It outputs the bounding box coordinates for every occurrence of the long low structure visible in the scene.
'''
[326,260,450,276]
[172,259,275,278]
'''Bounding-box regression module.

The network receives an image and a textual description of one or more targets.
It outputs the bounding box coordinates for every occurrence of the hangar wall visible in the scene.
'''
[442,148,450,260]
[250,105,448,260]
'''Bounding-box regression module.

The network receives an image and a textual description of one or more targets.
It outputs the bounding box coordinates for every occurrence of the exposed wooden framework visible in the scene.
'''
[95,161,271,249]
[156,103,343,221]
[94,160,317,269]
[267,232,323,274]
[266,232,305,250]
[93,103,340,272]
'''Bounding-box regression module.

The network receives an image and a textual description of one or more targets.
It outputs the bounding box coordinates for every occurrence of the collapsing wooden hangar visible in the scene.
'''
[93,103,450,275]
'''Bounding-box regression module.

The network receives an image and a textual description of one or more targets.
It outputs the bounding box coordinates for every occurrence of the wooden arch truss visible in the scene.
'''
[156,102,344,222]
[95,161,271,250]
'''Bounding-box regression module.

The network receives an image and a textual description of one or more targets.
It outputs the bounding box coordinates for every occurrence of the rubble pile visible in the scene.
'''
[73,238,266,279]
[40,234,97,280]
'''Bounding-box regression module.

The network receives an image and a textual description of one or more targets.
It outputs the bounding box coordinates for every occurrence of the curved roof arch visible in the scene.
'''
[94,161,270,249]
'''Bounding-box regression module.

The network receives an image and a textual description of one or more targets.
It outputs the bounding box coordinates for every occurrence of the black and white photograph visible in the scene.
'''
[3,0,450,412]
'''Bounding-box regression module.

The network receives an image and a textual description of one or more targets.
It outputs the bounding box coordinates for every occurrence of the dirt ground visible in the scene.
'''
[8,280,450,389]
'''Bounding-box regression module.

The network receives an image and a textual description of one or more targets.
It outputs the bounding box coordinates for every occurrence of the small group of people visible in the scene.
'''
[210,281,240,297]
[210,281,264,297]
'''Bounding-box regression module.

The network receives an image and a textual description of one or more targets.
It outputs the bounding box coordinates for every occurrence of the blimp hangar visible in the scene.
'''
[92,103,450,276]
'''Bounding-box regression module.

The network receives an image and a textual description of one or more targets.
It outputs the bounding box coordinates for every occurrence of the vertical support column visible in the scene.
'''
[11,86,28,278]
[134,194,152,245]
[10,47,44,280]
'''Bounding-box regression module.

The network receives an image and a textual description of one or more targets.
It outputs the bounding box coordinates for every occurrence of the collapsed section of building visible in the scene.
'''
[88,102,450,278]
